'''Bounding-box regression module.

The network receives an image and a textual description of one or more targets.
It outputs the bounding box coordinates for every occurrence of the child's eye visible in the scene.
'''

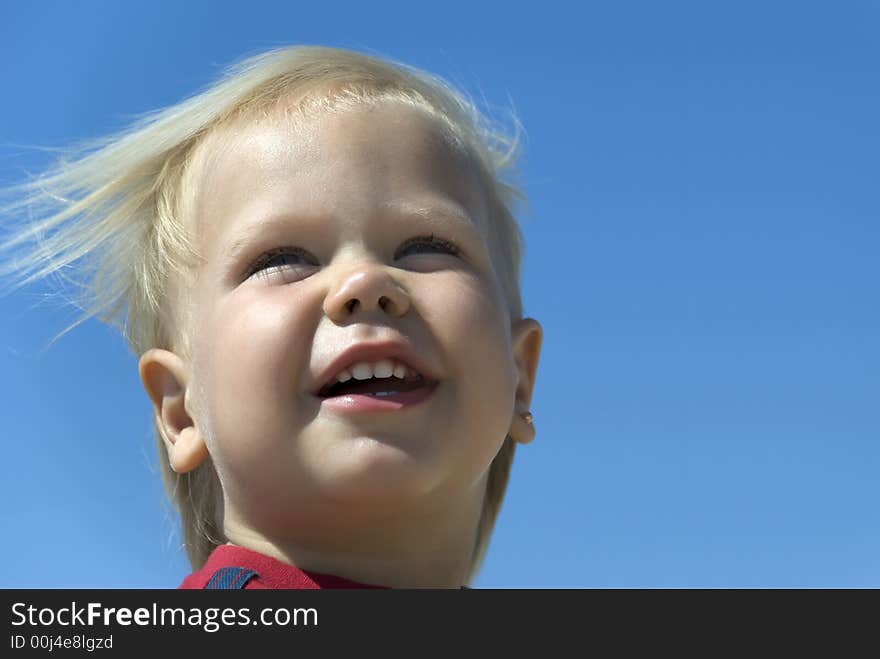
[395,234,461,259]
[246,247,318,280]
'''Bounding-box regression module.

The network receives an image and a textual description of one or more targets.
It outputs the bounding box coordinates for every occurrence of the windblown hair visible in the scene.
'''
[0,45,527,584]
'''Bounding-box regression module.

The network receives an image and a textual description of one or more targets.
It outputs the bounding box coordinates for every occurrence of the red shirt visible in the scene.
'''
[178,544,387,589]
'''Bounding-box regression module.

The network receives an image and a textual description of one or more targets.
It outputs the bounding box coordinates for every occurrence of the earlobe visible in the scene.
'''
[138,349,208,473]
[508,318,543,445]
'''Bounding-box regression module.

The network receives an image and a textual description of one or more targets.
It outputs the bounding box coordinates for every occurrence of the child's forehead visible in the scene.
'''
[181,100,490,247]
[202,99,468,175]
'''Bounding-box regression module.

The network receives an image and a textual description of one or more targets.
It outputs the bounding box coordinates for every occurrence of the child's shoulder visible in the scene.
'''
[178,544,386,590]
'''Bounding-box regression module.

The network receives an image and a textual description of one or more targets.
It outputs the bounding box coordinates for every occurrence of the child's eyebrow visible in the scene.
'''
[383,201,478,232]
[221,202,479,263]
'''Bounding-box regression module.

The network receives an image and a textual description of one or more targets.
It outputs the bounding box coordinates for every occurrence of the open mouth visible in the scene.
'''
[318,373,431,399]
[312,349,439,411]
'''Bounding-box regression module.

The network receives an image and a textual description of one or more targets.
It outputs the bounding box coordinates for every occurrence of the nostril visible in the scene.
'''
[345,299,359,313]
[379,296,391,310]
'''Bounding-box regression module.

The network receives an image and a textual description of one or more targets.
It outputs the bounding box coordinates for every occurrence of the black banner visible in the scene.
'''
[1,589,872,653]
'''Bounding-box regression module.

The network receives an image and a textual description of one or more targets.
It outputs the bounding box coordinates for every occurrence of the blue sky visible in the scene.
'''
[1,0,877,588]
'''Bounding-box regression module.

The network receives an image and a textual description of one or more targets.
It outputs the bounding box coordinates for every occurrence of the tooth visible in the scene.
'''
[374,359,394,378]
[406,367,420,378]
[336,368,352,383]
[351,362,373,380]
[392,362,406,379]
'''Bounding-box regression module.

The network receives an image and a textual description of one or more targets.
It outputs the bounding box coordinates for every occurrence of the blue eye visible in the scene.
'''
[247,247,317,280]
[396,234,461,258]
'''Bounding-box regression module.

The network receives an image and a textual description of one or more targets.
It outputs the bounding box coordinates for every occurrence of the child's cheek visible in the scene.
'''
[429,271,517,387]
[196,288,312,470]
[427,270,519,477]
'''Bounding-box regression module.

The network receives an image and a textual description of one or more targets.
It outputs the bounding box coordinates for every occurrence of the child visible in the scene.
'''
[1,45,542,589]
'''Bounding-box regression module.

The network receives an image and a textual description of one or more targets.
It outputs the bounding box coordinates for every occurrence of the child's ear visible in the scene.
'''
[138,349,208,474]
[508,317,543,445]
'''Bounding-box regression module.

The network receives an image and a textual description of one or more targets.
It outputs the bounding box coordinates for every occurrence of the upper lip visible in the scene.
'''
[311,340,438,396]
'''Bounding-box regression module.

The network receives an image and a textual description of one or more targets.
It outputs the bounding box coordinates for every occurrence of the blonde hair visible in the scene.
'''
[0,45,527,584]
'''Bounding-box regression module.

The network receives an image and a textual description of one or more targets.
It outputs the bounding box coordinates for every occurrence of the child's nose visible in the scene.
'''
[323,265,411,323]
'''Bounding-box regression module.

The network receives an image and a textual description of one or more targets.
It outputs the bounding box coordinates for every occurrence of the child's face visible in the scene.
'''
[147,101,540,541]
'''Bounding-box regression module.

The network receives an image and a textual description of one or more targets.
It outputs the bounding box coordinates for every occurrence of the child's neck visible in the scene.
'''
[222,487,484,588]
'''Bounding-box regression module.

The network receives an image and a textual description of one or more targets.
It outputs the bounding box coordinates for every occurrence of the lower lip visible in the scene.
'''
[317,381,439,412]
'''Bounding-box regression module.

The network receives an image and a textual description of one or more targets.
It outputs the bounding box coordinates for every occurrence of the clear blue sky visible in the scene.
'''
[1,0,877,588]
